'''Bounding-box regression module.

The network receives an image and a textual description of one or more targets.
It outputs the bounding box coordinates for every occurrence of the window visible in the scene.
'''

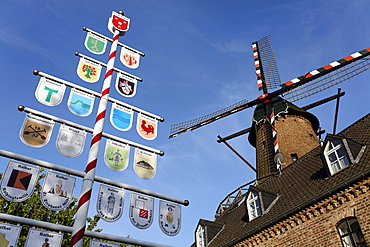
[337,217,367,247]
[291,153,298,162]
[247,191,261,220]
[324,140,351,174]
[196,224,206,247]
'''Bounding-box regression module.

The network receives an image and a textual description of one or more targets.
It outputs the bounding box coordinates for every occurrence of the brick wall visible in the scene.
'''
[276,115,320,167]
[234,177,370,247]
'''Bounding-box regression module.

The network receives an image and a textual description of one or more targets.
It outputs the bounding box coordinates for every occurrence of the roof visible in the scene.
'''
[206,112,370,247]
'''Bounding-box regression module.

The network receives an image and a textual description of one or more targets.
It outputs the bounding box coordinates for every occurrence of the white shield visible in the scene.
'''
[90,239,120,247]
[25,229,63,247]
[56,124,86,157]
[134,148,157,180]
[96,184,125,222]
[0,223,22,247]
[159,200,182,236]
[129,192,154,229]
[0,161,40,202]
[120,46,140,69]
[35,77,66,106]
[41,171,76,211]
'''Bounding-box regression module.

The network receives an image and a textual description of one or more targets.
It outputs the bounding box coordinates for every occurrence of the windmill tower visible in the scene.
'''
[169,36,370,182]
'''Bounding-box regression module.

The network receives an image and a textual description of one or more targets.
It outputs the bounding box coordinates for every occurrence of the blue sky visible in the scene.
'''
[1,1,370,246]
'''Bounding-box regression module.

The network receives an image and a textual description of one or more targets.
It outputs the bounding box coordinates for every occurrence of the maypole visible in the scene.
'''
[70,11,124,247]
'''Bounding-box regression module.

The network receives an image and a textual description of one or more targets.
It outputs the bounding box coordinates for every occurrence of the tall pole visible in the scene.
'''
[70,13,122,247]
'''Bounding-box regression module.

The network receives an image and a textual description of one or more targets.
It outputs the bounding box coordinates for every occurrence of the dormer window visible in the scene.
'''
[324,139,350,174]
[196,224,206,247]
[322,135,366,176]
[247,191,261,220]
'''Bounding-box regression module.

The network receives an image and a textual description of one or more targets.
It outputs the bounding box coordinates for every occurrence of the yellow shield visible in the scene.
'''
[77,57,101,83]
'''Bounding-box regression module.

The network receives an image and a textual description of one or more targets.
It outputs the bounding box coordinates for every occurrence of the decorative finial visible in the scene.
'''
[33,70,39,75]
[18,105,25,112]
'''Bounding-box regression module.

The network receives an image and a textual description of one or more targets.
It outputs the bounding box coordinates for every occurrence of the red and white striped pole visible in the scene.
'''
[69,13,123,247]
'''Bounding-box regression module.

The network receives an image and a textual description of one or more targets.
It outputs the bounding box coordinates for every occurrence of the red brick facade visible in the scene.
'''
[234,177,370,247]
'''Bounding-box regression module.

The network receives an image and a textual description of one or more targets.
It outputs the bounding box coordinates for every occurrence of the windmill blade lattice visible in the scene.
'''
[283,57,370,102]
[253,35,281,91]
[169,46,370,139]
[169,99,249,138]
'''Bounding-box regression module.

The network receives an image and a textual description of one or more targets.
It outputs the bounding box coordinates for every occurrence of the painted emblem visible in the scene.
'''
[67,88,95,117]
[134,148,157,180]
[159,200,182,236]
[115,73,137,98]
[110,103,133,131]
[120,46,140,69]
[35,77,66,106]
[41,171,76,211]
[25,229,63,247]
[0,161,40,202]
[84,32,107,55]
[20,114,54,148]
[104,139,130,171]
[56,124,86,157]
[0,223,22,247]
[77,57,101,83]
[111,11,130,32]
[96,184,125,222]
[90,240,120,247]
[129,192,154,229]
[137,113,157,140]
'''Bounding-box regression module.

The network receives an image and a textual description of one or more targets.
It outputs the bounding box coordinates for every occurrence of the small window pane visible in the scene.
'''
[337,218,368,247]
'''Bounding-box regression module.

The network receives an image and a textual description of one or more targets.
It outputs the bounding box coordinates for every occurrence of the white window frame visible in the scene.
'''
[196,224,206,247]
[247,191,261,220]
[324,140,351,174]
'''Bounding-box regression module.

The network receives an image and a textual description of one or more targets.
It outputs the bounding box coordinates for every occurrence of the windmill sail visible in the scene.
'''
[169,46,370,139]
[252,35,281,92]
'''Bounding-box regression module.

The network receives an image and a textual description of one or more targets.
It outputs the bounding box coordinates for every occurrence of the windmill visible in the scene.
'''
[169,36,370,178]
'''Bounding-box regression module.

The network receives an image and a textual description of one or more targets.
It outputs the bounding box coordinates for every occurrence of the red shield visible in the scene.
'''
[112,12,130,32]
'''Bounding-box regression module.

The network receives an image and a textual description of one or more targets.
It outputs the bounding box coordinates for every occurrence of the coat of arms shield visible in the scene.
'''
[56,124,86,157]
[136,113,157,140]
[0,161,40,202]
[41,171,76,211]
[129,192,154,229]
[96,184,125,222]
[110,103,134,131]
[20,114,54,148]
[134,148,157,180]
[67,88,95,117]
[115,73,137,98]
[111,11,130,32]
[84,32,107,55]
[120,46,140,69]
[35,77,66,106]
[77,57,102,83]
[159,200,182,236]
[104,139,130,171]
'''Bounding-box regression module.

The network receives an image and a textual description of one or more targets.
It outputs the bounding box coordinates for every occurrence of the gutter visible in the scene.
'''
[224,166,370,246]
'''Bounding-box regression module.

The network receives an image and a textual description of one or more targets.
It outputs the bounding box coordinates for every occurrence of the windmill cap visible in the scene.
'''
[248,97,320,148]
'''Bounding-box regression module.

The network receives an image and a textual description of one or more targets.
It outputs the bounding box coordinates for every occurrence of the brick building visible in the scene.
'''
[193,98,370,247]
